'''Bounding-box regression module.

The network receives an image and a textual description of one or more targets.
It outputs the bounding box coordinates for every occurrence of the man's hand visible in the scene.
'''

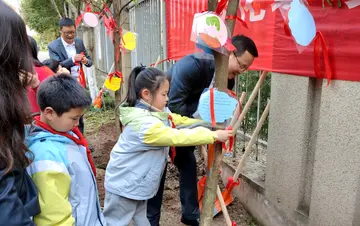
[81,56,88,65]
[74,54,83,62]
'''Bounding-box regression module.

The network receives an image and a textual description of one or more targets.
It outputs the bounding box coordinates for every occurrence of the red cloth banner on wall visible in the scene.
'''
[165,0,360,82]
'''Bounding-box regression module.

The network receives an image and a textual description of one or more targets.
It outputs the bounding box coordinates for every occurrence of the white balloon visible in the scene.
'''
[83,12,99,27]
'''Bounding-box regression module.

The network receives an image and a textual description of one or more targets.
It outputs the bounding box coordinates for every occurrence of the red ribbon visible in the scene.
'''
[167,115,177,164]
[78,64,86,88]
[103,4,117,41]
[215,0,228,15]
[225,15,248,29]
[33,116,97,177]
[104,16,117,38]
[209,88,216,126]
[222,126,234,152]
[84,2,92,12]
[75,3,94,27]
[75,15,83,27]
[314,31,332,85]
[108,70,124,83]
[225,176,240,193]
[73,52,86,88]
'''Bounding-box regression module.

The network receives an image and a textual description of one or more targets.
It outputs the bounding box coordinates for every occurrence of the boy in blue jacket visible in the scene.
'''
[26,74,105,226]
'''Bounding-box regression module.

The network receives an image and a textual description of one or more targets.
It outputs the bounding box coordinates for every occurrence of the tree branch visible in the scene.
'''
[63,1,69,17]
[64,0,78,16]
[50,0,63,18]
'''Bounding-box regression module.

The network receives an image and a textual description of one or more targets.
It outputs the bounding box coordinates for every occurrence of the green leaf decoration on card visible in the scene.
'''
[206,16,220,31]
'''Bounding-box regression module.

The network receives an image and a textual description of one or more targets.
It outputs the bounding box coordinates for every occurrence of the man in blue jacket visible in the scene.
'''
[48,17,92,134]
[147,35,258,226]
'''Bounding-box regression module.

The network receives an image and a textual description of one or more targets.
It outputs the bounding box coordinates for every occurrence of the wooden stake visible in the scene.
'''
[217,186,232,226]
[233,102,270,181]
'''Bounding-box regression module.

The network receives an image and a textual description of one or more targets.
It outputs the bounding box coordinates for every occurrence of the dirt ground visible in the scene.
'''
[85,110,258,226]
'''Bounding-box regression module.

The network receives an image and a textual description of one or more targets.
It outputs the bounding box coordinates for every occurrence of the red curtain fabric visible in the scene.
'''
[166,0,360,82]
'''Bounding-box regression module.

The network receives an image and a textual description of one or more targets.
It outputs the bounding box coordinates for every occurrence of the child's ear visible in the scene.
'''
[43,107,56,120]
[141,89,152,101]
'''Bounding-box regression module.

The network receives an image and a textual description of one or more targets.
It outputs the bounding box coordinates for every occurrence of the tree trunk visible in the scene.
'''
[82,26,99,102]
[199,0,240,225]
[113,0,122,134]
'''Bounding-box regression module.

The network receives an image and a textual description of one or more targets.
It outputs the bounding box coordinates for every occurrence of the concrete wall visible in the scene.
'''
[265,73,360,226]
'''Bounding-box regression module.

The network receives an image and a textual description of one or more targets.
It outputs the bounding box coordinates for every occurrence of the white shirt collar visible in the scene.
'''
[61,37,75,47]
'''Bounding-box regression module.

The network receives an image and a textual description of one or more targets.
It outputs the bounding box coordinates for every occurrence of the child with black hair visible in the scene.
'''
[26,74,105,226]
[42,58,70,74]
[104,66,232,226]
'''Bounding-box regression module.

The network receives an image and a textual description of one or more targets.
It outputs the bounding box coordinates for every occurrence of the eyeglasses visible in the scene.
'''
[233,52,249,71]
[62,31,76,35]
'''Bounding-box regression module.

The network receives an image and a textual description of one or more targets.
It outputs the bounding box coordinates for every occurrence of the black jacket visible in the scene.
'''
[0,168,40,225]
[167,53,234,117]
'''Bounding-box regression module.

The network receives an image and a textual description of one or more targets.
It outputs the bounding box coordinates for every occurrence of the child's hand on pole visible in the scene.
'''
[214,130,233,142]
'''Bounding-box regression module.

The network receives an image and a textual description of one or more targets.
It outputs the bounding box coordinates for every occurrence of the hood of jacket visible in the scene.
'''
[25,124,77,148]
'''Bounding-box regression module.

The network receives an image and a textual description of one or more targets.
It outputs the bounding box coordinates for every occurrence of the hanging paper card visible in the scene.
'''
[197,13,228,47]
[83,12,99,27]
[104,77,122,91]
[122,31,137,51]
[197,88,238,124]
[287,0,316,47]
[191,12,231,55]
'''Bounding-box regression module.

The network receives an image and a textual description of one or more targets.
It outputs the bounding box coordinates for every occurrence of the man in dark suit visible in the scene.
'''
[48,17,93,134]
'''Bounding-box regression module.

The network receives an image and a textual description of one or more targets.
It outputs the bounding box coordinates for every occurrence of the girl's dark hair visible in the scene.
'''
[125,66,167,107]
[0,2,34,173]
[42,59,60,73]
[28,35,43,67]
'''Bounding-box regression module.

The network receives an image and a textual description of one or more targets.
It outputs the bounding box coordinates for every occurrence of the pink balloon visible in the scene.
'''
[83,12,99,27]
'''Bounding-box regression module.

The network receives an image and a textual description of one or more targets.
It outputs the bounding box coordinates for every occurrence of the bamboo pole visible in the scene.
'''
[217,186,232,226]
[233,101,270,181]
[232,71,267,134]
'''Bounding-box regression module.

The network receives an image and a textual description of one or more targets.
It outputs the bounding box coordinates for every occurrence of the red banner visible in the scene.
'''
[166,0,360,82]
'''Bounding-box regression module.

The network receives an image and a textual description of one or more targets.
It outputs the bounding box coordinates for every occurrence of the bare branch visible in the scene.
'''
[64,0,78,16]
[63,1,68,17]
[50,0,62,18]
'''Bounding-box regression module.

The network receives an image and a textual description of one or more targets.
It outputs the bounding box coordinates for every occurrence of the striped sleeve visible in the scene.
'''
[140,119,216,147]
[169,113,205,127]
[27,144,75,226]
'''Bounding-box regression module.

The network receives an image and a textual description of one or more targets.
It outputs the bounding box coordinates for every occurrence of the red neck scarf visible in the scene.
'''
[33,116,96,176]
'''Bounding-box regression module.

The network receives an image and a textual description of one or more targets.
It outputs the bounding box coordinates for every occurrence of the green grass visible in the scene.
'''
[84,109,116,135]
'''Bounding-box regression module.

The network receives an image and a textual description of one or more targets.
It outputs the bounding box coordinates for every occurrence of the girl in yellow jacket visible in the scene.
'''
[104,66,232,226]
